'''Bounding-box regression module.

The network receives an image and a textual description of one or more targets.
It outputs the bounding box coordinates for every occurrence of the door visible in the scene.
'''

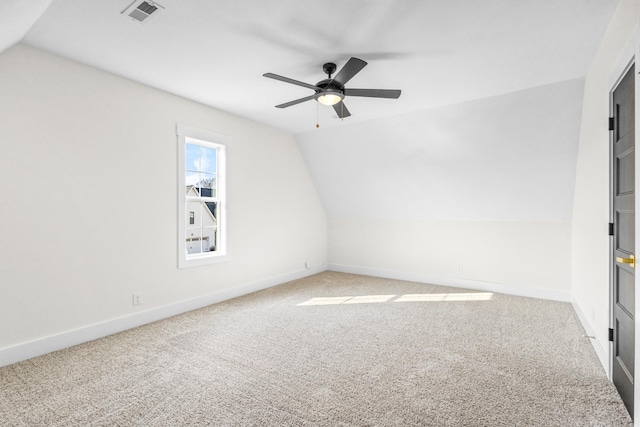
[611,63,635,419]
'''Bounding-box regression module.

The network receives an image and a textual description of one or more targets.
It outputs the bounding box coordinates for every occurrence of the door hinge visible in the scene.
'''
[609,117,615,131]
[609,222,615,236]
[609,328,614,342]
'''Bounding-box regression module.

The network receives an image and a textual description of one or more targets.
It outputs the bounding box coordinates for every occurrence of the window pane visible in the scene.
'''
[184,184,200,197]
[199,172,216,198]
[185,143,200,172]
[186,228,202,255]
[202,201,217,224]
[200,146,217,174]
[185,143,201,189]
[202,226,216,252]
[204,202,218,221]
[186,202,202,227]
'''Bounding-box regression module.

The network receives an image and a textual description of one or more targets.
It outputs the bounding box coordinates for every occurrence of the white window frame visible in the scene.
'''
[177,124,229,268]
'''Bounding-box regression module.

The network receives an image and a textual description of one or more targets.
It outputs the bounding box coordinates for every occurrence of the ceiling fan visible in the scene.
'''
[263,57,401,119]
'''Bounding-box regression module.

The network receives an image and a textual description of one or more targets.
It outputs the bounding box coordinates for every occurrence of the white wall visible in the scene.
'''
[0,44,327,366]
[571,0,640,377]
[298,78,584,301]
[329,219,571,300]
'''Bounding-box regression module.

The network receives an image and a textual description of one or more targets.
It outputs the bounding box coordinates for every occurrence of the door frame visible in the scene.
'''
[609,58,636,417]
[607,25,640,416]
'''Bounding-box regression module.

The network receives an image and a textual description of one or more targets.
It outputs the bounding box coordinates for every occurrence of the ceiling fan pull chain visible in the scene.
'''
[316,101,320,128]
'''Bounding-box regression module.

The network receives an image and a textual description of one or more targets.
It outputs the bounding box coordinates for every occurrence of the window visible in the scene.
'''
[177,124,228,268]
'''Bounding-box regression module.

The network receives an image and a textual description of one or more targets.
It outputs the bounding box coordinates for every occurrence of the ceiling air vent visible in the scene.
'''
[121,0,164,23]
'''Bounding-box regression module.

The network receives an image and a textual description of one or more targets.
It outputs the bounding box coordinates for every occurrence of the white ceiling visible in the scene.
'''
[12,0,617,135]
[0,0,52,53]
[3,0,620,221]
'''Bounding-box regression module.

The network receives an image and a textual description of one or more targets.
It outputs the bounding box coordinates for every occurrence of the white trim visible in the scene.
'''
[571,294,609,376]
[0,264,328,368]
[606,25,639,404]
[176,124,231,146]
[328,264,572,302]
[177,123,229,269]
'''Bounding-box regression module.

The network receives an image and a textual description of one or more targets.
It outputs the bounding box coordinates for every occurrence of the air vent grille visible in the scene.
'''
[122,0,163,23]
[137,1,158,15]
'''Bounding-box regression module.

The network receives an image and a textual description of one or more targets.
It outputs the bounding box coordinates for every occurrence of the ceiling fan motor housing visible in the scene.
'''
[315,79,343,92]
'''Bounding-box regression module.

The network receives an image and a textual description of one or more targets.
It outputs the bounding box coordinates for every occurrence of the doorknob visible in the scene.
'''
[616,254,635,268]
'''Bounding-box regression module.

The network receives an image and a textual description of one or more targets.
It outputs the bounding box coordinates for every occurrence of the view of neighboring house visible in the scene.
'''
[185,185,217,255]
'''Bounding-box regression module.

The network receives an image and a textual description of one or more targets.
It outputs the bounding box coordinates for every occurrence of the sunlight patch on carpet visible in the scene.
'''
[297,295,395,306]
[297,292,493,306]
[395,292,494,302]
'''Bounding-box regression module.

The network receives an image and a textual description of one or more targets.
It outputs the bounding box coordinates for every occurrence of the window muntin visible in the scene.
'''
[177,124,228,268]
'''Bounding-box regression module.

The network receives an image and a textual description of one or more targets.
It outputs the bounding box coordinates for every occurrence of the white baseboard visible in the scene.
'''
[0,264,327,368]
[328,263,572,302]
[570,294,609,377]
[3,264,592,371]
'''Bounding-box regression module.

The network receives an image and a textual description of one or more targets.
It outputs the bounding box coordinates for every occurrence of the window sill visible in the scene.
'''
[178,253,230,269]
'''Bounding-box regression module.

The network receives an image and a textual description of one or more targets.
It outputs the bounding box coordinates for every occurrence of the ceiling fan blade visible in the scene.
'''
[344,88,401,99]
[263,73,319,91]
[275,94,316,109]
[332,57,367,86]
[333,101,351,118]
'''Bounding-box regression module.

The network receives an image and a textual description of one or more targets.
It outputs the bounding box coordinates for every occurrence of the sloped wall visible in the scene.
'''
[0,44,327,365]
[298,79,583,298]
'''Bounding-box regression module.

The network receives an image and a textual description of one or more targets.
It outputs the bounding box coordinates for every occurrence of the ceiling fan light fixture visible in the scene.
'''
[316,92,343,106]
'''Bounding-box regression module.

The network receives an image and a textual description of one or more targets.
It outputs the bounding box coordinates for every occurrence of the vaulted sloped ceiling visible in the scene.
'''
[2,0,620,222]
[0,0,53,53]
[297,78,585,221]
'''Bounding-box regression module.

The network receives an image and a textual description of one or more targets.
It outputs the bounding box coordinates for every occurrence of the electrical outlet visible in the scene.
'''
[132,292,143,306]
[305,260,311,269]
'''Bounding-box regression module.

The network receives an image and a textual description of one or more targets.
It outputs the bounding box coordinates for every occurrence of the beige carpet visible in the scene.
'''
[0,272,632,426]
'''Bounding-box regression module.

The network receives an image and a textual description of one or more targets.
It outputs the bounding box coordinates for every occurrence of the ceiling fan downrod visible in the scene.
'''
[323,62,337,79]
